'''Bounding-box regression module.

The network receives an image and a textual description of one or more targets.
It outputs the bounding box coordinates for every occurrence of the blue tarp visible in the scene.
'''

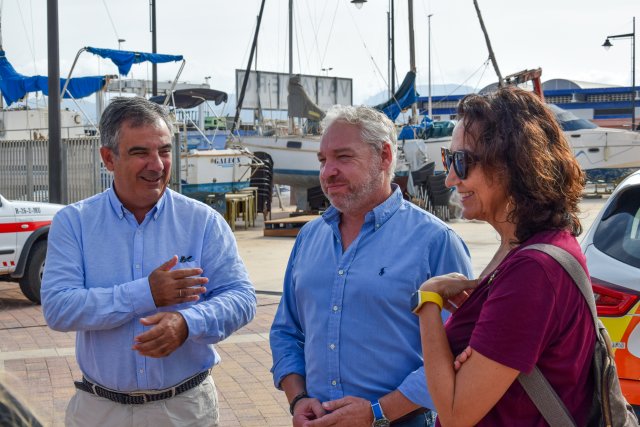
[86,47,183,76]
[374,71,418,121]
[0,50,106,106]
[398,115,433,140]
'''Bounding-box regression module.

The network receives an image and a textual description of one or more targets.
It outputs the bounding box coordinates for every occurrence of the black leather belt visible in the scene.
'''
[74,370,209,405]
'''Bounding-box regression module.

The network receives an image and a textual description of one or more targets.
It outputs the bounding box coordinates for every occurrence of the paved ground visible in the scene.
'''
[0,286,289,427]
[0,196,607,426]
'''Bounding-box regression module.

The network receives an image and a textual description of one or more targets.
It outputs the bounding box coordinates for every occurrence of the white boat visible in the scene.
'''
[551,105,640,181]
[401,105,640,182]
[0,108,87,140]
[179,148,255,200]
[236,133,321,189]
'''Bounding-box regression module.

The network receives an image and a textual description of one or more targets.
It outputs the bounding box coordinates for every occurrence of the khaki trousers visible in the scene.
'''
[65,375,219,427]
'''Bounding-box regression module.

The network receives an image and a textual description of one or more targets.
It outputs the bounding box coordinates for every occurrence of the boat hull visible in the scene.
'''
[180,148,254,202]
[239,134,321,189]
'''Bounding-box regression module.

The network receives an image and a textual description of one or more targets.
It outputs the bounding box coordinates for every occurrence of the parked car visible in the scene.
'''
[581,169,640,406]
[0,194,64,303]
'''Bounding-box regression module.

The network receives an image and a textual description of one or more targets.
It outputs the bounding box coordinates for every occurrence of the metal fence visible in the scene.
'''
[1,136,181,205]
[0,137,109,203]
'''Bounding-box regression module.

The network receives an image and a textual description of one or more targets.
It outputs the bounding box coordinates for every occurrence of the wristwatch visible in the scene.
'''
[411,290,443,314]
[370,400,390,427]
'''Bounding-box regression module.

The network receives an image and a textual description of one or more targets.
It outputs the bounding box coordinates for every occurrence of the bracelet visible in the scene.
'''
[420,291,444,311]
[289,391,309,415]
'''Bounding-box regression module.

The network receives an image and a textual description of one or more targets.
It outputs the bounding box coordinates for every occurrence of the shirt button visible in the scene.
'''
[329,343,336,350]
[331,380,337,386]
[136,230,142,235]
[332,305,339,312]
[139,369,144,374]
[375,223,380,229]
[135,264,141,269]
[338,269,344,276]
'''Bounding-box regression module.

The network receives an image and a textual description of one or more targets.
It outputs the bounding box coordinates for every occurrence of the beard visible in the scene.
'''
[321,158,385,214]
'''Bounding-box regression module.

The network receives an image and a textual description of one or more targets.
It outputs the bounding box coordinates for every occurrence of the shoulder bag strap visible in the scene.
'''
[514,242,595,427]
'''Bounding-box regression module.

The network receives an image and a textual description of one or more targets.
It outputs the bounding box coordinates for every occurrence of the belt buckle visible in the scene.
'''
[128,391,148,404]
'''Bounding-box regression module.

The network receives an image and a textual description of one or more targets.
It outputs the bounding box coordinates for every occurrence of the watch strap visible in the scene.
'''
[370,400,384,420]
[289,391,308,415]
[413,291,443,314]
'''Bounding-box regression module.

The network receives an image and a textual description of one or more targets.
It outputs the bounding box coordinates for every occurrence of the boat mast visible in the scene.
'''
[150,0,158,96]
[473,0,502,86]
[288,0,294,133]
[389,0,395,96]
[427,13,432,118]
[231,0,267,134]
[408,0,417,122]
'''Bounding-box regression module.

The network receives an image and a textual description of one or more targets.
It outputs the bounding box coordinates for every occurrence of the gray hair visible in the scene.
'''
[321,105,397,175]
[99,97,173,153]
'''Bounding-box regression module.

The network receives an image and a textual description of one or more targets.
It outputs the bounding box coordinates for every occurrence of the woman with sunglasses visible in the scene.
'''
[414,86,595,426]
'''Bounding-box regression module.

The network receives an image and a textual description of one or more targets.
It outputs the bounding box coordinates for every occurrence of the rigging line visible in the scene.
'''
[303,0,326,69]
[431,60,489,107]
[15,0,36,71]
[293,3,304,75]
[28,0,37,75]
[101,0,121,42]
[344,4,389,94]
[297,2,314,75]
[472,60,490,93]
[320,0,340,68]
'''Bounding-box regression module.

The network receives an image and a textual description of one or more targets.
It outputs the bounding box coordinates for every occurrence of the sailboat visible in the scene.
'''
[232,0,434,208]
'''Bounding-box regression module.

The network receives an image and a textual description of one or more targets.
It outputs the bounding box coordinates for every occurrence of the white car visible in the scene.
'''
[581,169,640,406]
[0,194,64,303]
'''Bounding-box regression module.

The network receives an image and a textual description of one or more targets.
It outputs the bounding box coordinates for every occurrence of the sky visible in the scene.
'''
[2,0,639,112]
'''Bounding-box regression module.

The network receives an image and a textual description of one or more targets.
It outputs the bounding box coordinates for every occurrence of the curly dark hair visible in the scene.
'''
[456,86,585,243]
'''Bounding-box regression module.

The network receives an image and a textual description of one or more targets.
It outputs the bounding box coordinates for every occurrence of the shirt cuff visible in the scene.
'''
[397,368,435,410]
[271,359,306,390]
[127,277,157,314]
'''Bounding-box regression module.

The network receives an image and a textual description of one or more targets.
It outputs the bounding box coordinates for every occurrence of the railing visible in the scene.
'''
[0,137,108,203]
[0,137,181,204]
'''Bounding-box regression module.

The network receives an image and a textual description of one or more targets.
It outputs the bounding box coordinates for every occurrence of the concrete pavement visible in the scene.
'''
[0,196,607,426]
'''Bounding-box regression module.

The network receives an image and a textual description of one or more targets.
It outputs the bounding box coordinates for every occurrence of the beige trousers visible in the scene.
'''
[65,376,219,427]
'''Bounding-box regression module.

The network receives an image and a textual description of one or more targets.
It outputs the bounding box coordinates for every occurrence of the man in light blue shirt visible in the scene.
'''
[270,105,472,427]
[41,97,256,427]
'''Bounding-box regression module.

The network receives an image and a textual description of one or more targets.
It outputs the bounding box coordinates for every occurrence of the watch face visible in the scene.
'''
[410,290,421,313]
[373,419,391,427]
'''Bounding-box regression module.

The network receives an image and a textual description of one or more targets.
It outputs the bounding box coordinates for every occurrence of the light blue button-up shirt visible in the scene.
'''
[270,187,472,409]
[42,188,256,392]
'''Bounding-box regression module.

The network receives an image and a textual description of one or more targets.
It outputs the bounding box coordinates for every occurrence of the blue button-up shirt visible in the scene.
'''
[42,188,256,392]
[270,187,473,410]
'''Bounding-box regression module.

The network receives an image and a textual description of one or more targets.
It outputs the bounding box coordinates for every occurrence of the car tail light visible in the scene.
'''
[591,277,639,316]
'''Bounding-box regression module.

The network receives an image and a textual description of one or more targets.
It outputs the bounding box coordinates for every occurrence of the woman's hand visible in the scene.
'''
[419,273,479,312]
[454,346,473,371]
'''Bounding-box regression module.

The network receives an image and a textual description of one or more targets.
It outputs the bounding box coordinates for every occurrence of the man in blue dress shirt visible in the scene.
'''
[41,97,256,426]
[270,105,473,427]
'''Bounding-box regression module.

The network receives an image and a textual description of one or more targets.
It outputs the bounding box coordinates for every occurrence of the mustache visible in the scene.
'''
[321,177,347,186]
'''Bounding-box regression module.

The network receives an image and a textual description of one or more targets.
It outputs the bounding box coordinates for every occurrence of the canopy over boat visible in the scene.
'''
[0,50,107,106]
[374,71,418,121]
[86,47,183,76]
[149,88,228,109]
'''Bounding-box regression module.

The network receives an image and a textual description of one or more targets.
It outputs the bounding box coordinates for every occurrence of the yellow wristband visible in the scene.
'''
[412,291,444,314]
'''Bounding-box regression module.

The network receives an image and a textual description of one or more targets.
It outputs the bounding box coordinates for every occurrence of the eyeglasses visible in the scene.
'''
[441,147,480,180]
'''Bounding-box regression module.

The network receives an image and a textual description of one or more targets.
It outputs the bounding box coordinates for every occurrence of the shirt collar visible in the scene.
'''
[107,186,168,221]
[322,184,402,230]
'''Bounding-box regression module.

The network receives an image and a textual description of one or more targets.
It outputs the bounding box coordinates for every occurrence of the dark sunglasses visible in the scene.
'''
[441,147,480,180]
